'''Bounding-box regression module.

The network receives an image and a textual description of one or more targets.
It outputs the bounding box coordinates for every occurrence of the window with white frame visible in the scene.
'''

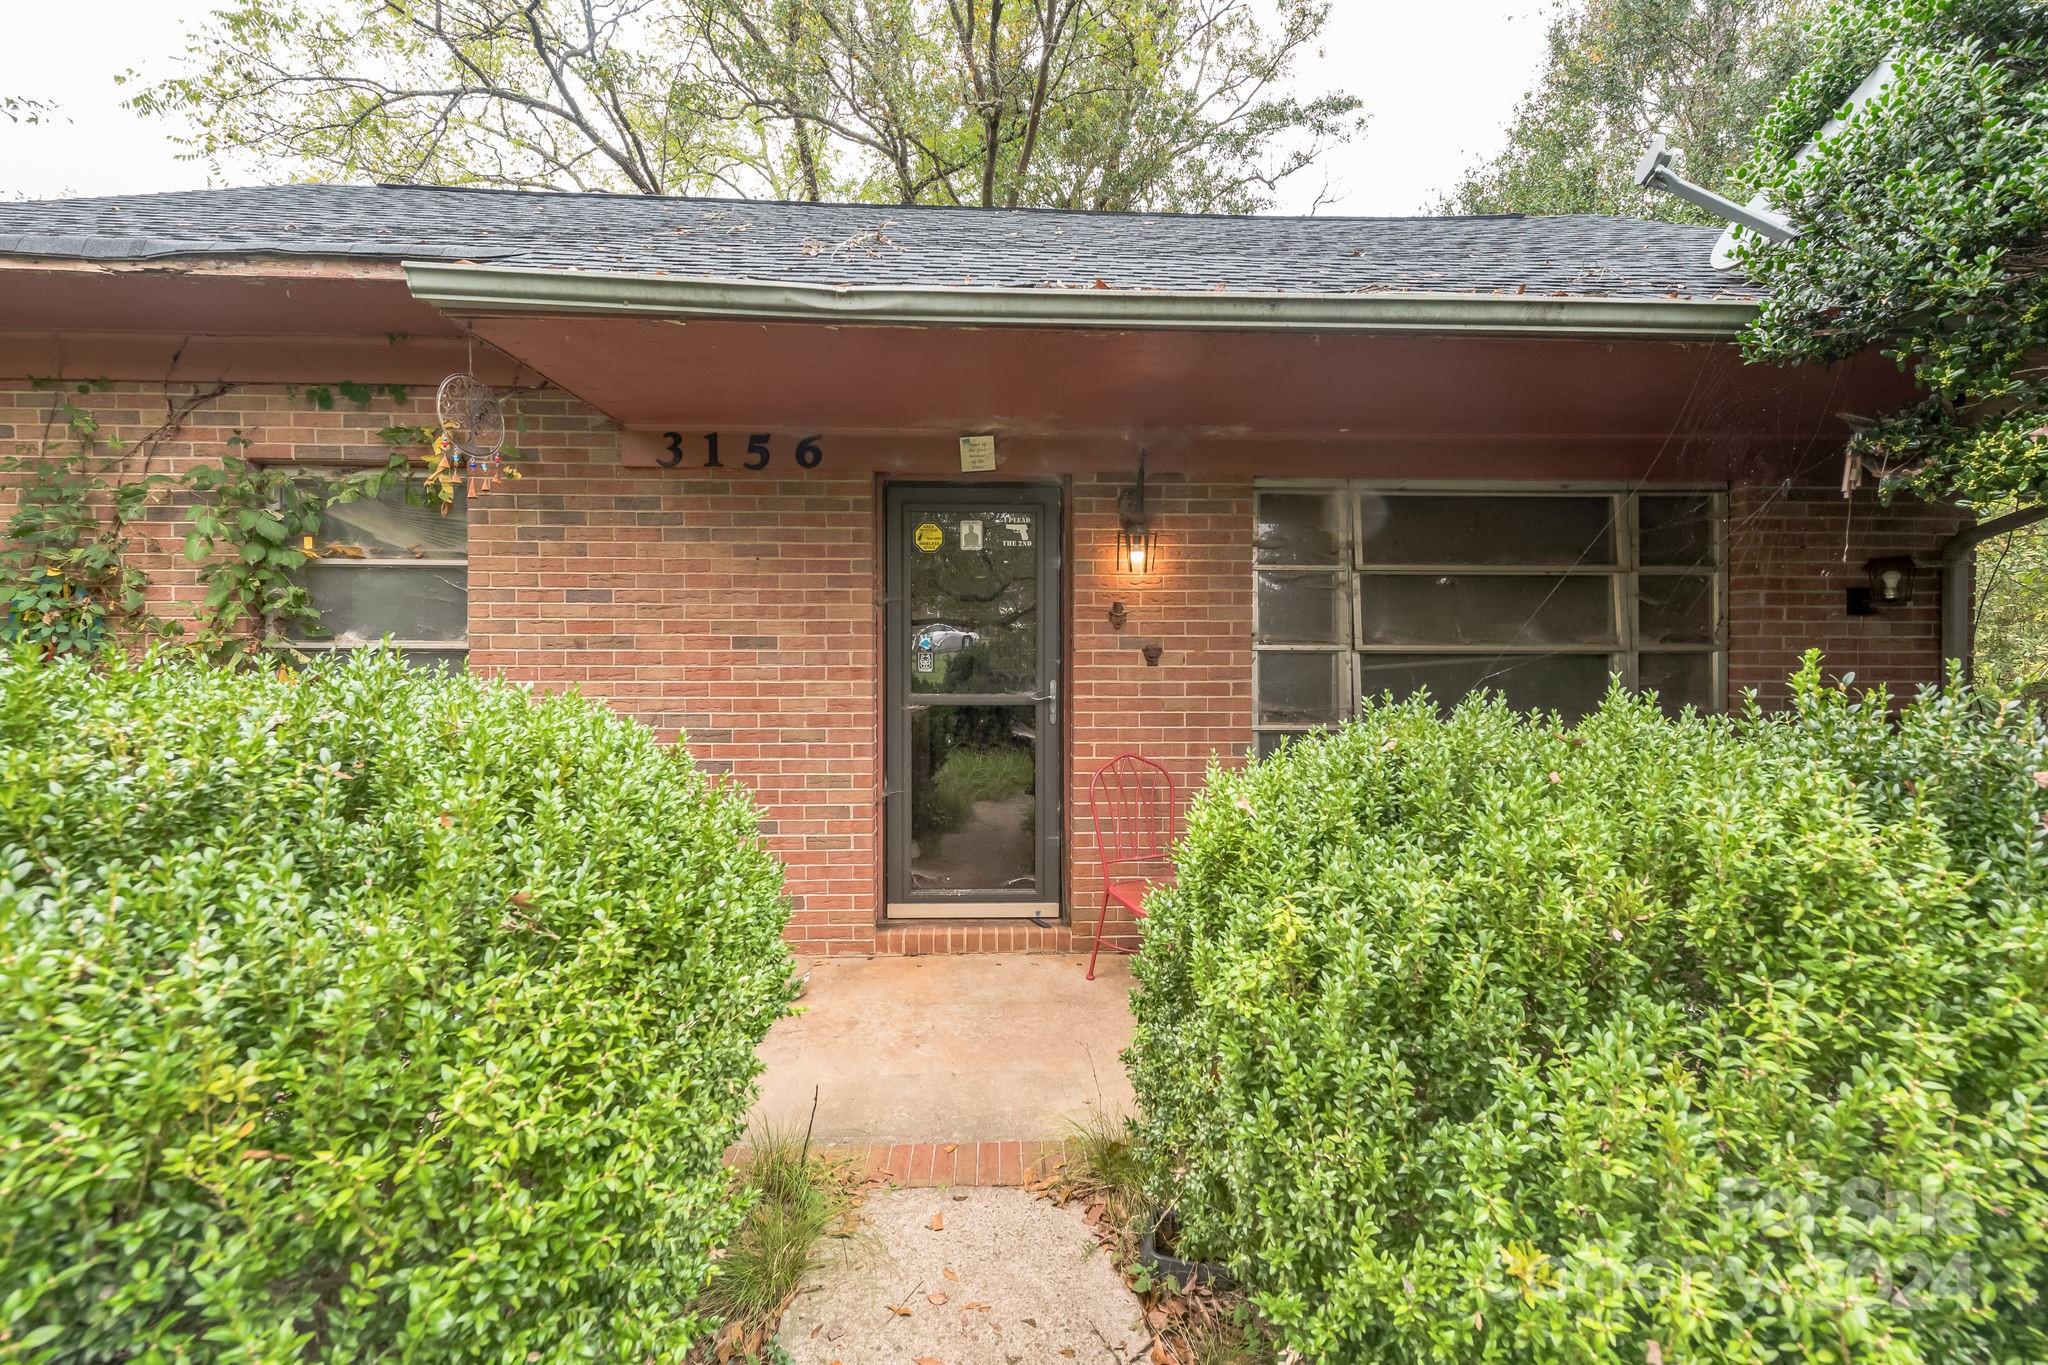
[283,475,468,670]
[1253,483,1724,756]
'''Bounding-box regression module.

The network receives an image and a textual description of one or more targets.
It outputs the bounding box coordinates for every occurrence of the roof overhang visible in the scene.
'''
[403,261,1758,341]
[0,257,509,384]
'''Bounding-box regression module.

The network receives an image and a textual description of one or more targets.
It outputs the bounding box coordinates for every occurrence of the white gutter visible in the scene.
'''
[404,261,1757,340]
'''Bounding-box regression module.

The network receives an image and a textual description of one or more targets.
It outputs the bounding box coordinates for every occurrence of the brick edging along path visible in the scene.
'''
[732,1141,1070,1188]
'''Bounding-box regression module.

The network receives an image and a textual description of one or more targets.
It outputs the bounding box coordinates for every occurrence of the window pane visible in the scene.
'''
[1357,494,1614,566]
[1638,494,1717,567]
[316,481,468,558]
[905,506,1041,695]
[1640,652,1717,715]
[1256,651,1342,727]
[1254,492,1343,565]
[1358,573,1615,646]
[908,703,1038,895]
[288,564,468,645]
[1358,651,1614,720]
[1638,574,1717,645]
[1256,572,1343,644]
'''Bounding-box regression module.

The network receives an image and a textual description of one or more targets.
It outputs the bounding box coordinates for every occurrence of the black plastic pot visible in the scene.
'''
[1138,1210,1234,1289]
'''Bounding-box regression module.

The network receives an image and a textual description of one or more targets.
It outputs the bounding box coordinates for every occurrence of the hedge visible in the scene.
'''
[0,647,794,1361]
[1130,658,2048,1362]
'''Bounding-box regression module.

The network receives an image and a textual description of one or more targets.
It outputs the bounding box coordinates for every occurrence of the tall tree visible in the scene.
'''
[1736,0,2044,692]
[1443,0,1818,220]
[131,0,1361,213]
[1737,0,2047,508]
[1974,513,2048,704]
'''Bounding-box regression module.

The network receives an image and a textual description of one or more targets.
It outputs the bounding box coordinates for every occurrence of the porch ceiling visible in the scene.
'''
[459,310,1911,451]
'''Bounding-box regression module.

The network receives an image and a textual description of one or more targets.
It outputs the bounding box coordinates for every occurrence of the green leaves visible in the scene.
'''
[1131,665,2048,1362]
[0,395,170,658]
[181,453,411,660]
[1739,0,2047,505]
[0,647,794,1358]
[137,0,1360,213]
[1444,0,1822,221]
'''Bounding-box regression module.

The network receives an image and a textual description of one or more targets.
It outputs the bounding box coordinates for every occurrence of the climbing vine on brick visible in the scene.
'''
[181,449,408,666]
[0,381,167,654]
[3,378,515,661]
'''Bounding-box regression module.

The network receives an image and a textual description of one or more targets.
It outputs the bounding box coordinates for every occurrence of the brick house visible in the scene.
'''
[0,185,1963,957]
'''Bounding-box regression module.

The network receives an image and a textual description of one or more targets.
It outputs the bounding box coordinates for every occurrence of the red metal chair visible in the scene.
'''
[1086,754,1179,980]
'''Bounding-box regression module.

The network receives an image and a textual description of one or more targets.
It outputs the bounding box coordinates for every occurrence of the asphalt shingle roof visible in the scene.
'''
[0,183,1747,300]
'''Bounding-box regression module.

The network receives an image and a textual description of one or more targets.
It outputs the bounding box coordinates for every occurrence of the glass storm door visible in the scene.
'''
[885,486,1062,919]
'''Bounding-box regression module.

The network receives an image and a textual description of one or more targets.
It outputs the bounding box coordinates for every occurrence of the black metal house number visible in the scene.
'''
[658,432,824,470]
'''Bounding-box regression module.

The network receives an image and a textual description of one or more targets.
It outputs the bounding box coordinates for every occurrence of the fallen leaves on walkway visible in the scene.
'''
[927,1291,949,1305]
[927,1211,945,1231]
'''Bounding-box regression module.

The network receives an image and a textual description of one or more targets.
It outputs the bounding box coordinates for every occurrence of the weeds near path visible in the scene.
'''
[700,1123,856,1361]
[1054,1110,1286,1365]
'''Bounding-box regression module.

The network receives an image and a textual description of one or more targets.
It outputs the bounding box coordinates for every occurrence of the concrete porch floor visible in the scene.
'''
[748,954,1137,1145]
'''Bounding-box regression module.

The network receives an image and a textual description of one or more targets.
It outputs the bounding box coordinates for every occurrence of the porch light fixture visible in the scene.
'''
[1116,450,1157,575]
[1866,555,1917,606]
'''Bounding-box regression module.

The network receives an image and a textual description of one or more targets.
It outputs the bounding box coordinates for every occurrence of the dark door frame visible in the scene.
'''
[883,482,1064,919]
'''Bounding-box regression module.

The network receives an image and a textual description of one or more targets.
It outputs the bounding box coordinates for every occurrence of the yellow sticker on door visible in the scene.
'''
[914,521,944,552]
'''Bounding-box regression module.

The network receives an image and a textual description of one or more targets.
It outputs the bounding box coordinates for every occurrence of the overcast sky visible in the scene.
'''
[0,1,1552,216]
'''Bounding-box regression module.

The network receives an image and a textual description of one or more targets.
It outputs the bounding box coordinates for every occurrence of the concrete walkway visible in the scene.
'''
[776,1187,1145,1365]
[749,954,1136,1146]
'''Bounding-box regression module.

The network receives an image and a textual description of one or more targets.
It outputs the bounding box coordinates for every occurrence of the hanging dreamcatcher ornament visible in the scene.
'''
[429,371,514,504]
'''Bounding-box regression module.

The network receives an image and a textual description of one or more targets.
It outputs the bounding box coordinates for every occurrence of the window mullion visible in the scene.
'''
[1256,480,1728,723]
[1618,491,1640,689]
[1343,489,1361,721]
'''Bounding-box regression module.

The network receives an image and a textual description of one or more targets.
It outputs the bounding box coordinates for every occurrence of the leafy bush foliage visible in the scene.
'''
[0,648,793,1360]
[1739,0,2046,505]
[1130,659,2048,1362]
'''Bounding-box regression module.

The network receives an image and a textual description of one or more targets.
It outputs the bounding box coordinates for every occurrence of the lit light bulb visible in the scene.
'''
[1880,568,1904,600]
[1128,543,1146,571]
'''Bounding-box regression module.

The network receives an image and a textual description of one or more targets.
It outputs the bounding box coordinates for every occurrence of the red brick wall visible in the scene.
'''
[1726,477,1966,709]
[0,378,1973,957]
[458,395,884,953]
[1065,474,1252,957]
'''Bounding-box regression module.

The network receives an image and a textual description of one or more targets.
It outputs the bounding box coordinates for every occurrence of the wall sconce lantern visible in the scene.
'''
[1116,449,1158,575]
[1866,555,1918,606]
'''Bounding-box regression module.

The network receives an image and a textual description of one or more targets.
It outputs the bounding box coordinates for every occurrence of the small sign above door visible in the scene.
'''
[959,434,997,472]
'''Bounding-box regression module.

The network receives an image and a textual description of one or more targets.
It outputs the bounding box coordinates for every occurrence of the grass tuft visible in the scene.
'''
[701,1125,851,1342]
[1163,1312,1287,1365]
[1059,1108,1147,1234]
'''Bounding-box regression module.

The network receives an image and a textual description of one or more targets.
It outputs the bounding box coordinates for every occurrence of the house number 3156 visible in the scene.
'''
[659,432,824,470]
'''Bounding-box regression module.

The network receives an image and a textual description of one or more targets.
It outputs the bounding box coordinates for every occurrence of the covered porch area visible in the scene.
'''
[747,954,1137,1180]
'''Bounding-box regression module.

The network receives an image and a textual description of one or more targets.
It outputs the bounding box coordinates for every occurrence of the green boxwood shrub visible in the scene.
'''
[0,647,793,1361]
[1130,658,2048,1362]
